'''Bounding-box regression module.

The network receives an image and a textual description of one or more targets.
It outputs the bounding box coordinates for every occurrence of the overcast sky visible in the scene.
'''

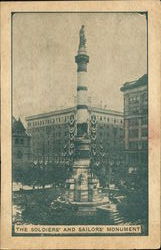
[13,12,147,122]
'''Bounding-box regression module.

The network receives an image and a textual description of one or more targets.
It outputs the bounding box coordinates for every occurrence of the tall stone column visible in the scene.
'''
[64,26,108,215]
[75,25,89,137]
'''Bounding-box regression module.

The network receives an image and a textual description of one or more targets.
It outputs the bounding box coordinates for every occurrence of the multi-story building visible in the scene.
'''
[12,117,31,169]
[120,74,148,175]
[26,107,123,166]
[26,106,123,188]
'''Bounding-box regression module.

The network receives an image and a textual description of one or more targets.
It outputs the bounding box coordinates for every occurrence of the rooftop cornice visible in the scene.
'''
[89,107,123,116]
[25,105,123,121]
[120,74,148,92]
[26,106,77,120]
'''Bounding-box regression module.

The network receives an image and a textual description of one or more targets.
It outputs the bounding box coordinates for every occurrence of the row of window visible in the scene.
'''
[28,115,123,128]
[129,128,147,138]
[128,93,147,104]
[98,124,123,129]
[14,138,30,146]
[28,114,75,127]
[128,96,139,103]
[127,107,148,115]
[29,125,69,133]
[128,106,140,113]
[128,141,148,150]
[128,117,147,126]
[15,138,24,144]
[98,128,123,137]
[128,152,148,164]
[31,129,123,139]
[29,124,123,135]
[32,133,69,141]
[91,115,123,124]
[15,150,30,160]
[128,119,139,126]
[129,129,138,138]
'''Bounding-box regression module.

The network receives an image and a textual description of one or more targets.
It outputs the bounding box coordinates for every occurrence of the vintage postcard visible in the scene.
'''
[1,1,161,249]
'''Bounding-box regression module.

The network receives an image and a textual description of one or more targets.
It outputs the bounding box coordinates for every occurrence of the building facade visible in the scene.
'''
[12,117,31,169]
[26,107,123,186]
[120,74,148,175]
[26,107,123,159]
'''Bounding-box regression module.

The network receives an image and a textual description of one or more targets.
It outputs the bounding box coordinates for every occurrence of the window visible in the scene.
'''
[15,138,19,144]
[129,153,139,163]
[113,127,117,136]
[129,129,138,138]
[129,95,139,103]
[17,150,23,159]
[142,128,148,137]
[20,138,24,145]
[129,119,138,126]
[131,106,139,114]
[129,142,138,150]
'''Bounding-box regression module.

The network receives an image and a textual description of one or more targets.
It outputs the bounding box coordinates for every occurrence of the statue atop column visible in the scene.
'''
[79,25,86,49]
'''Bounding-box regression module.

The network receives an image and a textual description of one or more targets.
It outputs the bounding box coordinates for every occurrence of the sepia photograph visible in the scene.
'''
[1,1,160,249]
[12,12,148,235]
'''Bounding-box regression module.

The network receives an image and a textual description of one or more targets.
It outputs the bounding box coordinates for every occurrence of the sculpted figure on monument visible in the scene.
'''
[78,174,86,185]
[79,25,86,49]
